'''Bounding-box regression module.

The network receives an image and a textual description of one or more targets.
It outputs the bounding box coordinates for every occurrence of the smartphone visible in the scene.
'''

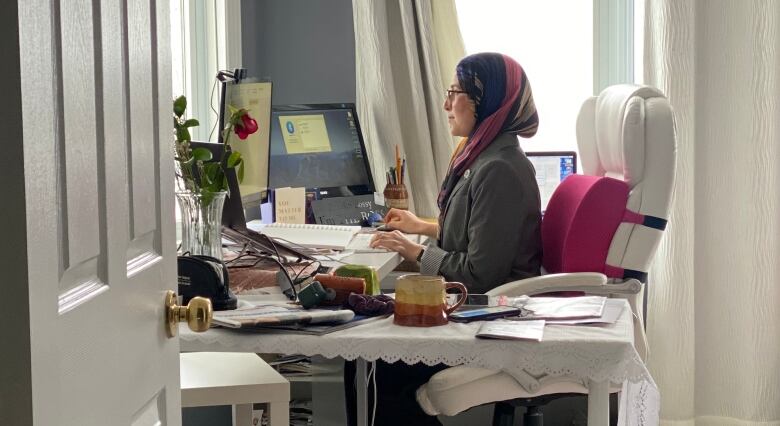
[447,293,490,307]
[448,306,522,323]
[465,294,490,306]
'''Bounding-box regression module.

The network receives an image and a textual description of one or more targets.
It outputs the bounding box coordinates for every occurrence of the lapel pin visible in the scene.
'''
[464,169,471,179]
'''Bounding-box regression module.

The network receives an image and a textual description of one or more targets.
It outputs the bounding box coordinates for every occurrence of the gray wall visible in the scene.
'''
[241,0,356,105]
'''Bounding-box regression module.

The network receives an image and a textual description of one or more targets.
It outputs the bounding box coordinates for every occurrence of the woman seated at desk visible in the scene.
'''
[346,52,543,425]
[372,52,542,292]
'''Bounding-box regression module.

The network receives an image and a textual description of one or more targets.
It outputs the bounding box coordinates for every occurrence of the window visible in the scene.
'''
[169,0,242,142]
[455,0,641,154]
[169,0,242,223]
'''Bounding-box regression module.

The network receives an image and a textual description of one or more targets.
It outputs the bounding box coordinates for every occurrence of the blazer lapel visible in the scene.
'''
[442,167,472,217]
[440,133,519,220]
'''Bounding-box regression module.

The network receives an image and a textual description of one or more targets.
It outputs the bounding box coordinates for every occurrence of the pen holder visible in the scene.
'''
[383,183,409,210]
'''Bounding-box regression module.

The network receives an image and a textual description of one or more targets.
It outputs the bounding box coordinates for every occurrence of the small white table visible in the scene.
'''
[180,352,290,426]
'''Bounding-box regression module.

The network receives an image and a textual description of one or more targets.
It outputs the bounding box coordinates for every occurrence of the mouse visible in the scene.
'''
[364,212,384,227]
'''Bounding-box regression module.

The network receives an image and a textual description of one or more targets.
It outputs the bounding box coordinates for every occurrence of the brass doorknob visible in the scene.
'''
[165,290,213,338]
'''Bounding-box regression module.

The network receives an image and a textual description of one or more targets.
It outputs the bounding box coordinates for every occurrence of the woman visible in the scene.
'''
[345,53,543,426]
[371,52,542,293]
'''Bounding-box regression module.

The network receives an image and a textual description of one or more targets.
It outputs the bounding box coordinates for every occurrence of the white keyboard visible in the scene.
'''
[345,233,389,253]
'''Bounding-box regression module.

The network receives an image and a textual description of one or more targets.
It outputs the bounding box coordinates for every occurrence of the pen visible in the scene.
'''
[401,158,406,185]
[395,145,401,185]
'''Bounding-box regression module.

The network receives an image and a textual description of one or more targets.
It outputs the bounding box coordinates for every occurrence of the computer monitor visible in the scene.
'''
[221,80,273,215]
[526,151,577,213]
[267,103,375,199]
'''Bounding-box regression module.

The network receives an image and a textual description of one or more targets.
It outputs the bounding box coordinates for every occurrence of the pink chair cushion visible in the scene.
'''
[542,175,629,275]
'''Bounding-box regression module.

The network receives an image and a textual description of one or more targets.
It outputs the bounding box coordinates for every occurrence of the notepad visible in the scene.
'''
[252,222,361,250]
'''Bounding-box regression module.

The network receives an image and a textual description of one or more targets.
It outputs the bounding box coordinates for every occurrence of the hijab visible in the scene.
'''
[437,53,539,219]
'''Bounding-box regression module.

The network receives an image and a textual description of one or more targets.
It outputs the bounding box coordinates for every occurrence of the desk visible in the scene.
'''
[181,301,658,425]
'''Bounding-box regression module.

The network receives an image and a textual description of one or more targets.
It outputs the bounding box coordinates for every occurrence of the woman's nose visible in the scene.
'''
[443,97,451,111]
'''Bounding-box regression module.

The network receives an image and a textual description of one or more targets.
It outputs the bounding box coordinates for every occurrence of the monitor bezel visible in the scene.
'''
[525,150,578,174]
[268,103,376,199]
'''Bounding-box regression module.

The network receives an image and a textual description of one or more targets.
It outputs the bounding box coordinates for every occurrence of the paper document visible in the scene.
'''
[508,296,606,320]
[476,320,546,341]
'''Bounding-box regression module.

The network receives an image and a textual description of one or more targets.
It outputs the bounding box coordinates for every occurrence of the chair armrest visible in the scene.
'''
[486,273,641,297]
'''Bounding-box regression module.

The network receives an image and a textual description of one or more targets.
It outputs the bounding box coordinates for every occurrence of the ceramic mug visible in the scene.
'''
[393,275,468,327]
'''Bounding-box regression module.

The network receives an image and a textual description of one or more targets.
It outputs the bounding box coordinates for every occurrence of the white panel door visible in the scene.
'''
[12,0,180,424]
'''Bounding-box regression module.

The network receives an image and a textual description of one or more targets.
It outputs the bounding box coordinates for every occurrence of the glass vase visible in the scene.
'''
[176,191,227,261]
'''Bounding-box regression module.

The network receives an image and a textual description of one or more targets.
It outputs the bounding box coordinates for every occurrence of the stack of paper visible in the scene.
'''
[546,299,625,325]
[212,304,355,329]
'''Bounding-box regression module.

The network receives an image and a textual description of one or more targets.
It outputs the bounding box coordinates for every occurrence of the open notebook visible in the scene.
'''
[247,221,361,250]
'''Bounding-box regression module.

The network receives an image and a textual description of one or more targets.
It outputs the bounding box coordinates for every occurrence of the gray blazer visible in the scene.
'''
[420,133,542,293]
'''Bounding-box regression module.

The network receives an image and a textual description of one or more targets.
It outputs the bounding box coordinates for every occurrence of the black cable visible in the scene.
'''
[226,248,298,301]
[291,259,322,287]
[207,76,220,140]
[265,234,298,289]
[209,68,237,141]
[221,228,320,301]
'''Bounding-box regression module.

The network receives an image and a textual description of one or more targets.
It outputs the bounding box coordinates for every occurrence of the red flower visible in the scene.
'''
[234,114,259,140]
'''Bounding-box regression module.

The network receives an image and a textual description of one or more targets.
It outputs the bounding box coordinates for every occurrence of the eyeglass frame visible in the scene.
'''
[445,89,469,102]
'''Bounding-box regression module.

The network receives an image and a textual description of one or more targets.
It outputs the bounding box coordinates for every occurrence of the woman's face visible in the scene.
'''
[443,74,476,137]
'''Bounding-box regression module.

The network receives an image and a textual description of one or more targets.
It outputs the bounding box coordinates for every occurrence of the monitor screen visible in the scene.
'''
[268,104,374,198]
[222,81,273,204]
[526,151,577,213]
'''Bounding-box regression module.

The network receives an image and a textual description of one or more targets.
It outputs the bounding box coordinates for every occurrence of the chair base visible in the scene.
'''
[491,394,593,426]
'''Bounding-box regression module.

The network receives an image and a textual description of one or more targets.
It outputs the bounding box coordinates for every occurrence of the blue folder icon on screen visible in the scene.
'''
[286,121,295,134]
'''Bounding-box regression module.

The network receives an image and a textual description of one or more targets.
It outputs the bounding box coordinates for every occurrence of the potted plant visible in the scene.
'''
[173,95,258,260]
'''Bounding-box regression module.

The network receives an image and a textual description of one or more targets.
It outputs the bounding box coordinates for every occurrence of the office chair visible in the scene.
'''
[416,84,676,425]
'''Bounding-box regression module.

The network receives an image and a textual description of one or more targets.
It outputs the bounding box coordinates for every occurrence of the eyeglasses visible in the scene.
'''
[445,89,469,102]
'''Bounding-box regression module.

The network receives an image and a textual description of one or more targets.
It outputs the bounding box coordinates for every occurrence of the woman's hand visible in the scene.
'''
[383,209,439,237]
[370,230,425,262]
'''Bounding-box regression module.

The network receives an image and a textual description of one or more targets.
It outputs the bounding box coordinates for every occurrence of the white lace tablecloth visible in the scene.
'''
[180,300,658,425]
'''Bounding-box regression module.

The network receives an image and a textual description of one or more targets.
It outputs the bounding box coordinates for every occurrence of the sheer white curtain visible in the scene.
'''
[645,1,780,424]
[352,0,465,217]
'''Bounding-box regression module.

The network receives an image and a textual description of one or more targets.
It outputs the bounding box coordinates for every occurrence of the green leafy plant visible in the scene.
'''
[173,95,258,202]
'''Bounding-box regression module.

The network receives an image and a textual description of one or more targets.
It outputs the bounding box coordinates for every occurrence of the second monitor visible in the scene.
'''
[268,103,375,199]
[526,151,577,214]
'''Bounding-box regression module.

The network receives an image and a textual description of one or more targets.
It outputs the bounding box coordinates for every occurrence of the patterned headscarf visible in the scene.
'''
[437,53,539,218]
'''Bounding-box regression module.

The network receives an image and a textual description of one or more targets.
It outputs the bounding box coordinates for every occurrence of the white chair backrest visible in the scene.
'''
[576,84,676,282]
